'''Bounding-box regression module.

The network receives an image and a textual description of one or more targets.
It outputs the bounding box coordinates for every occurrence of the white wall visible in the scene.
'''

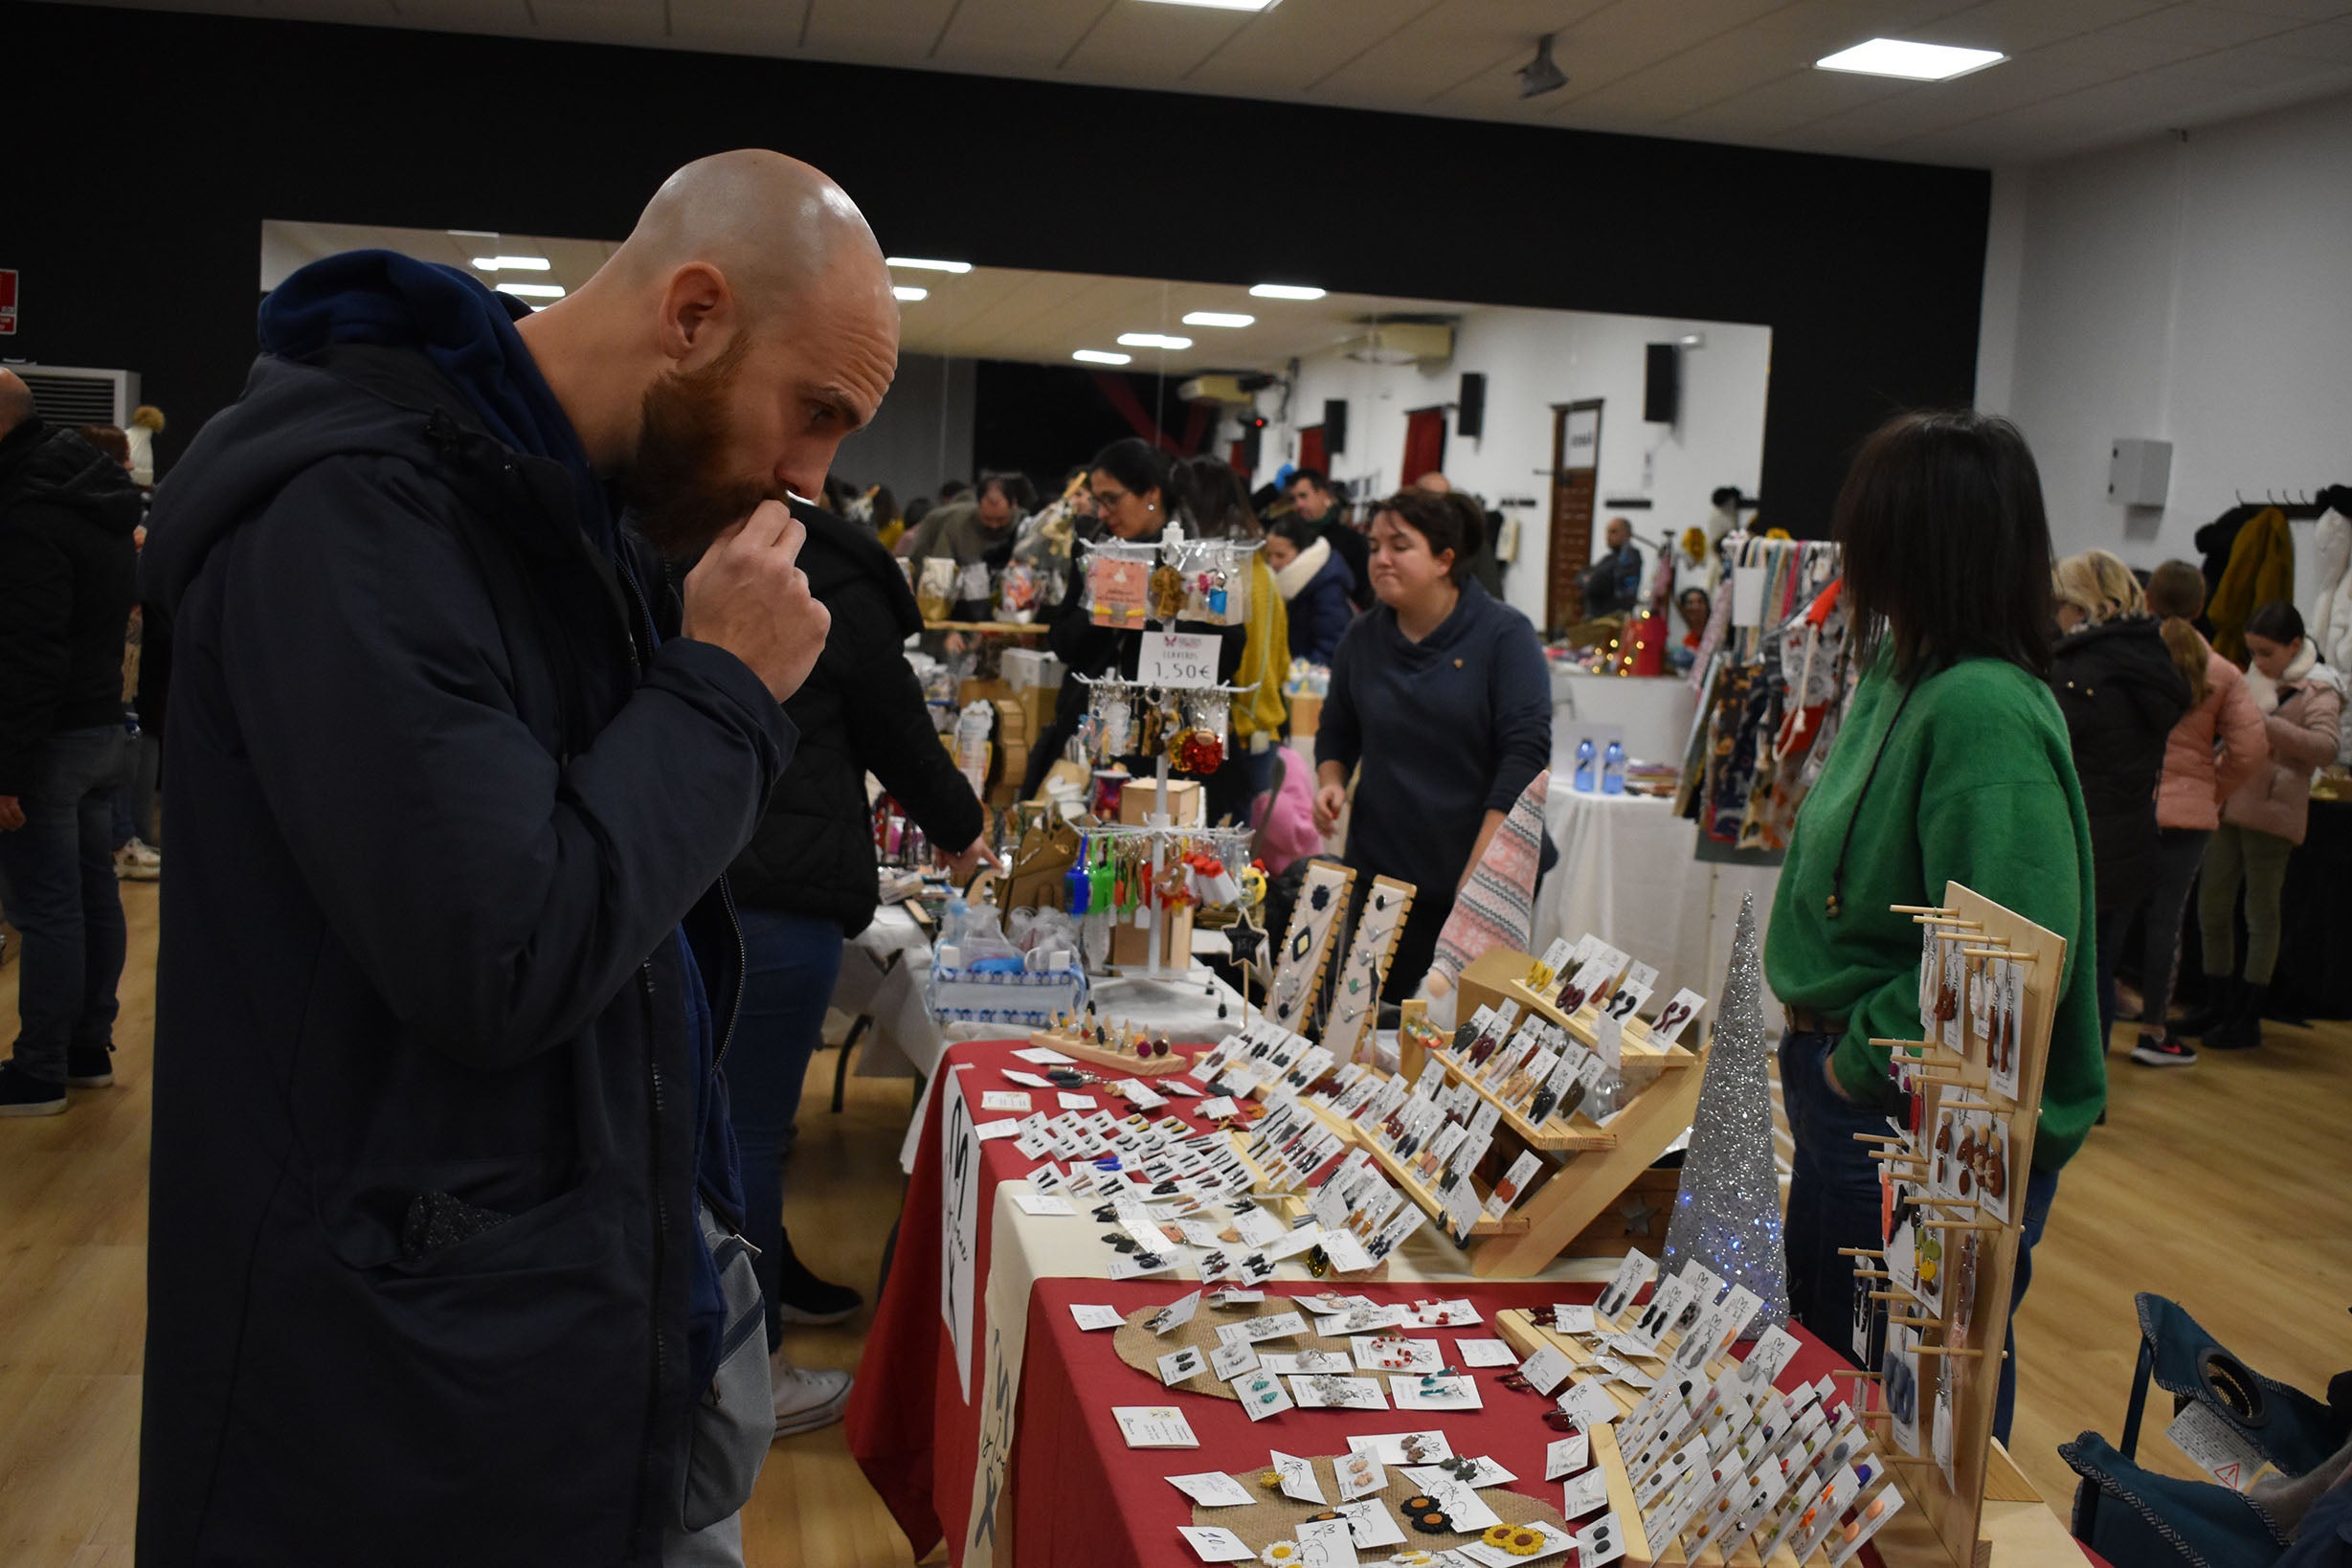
[1979,90,2352,599]
[1249,307,1772,628]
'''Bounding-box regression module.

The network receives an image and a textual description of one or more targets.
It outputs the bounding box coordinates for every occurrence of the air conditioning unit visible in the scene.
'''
[1177,374,1263,406]
[1343,321,1454,366]
[13,364,141,427]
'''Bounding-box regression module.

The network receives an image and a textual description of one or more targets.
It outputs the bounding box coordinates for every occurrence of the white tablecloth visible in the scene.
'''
[1532,787,1784,1026]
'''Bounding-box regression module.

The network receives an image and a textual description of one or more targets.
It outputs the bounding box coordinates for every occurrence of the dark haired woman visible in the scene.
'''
[1178,456,1290,822]
[1764,410,2101,1445]
[1030,439,1246,798]
[1313,489,1551,997]
[2194,600,2342,1050]
[1266,511,1356,665]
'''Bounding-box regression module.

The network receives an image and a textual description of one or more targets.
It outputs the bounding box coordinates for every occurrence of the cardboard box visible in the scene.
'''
[956,677,1012,708]
[1018,685,1059,739]
[1116,777,1202,828]
[1001,647,1064,690]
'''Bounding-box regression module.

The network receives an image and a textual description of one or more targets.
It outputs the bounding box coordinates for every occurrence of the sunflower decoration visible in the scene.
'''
[1502,1527,1548,1557]
[1483,1527,1520,1550]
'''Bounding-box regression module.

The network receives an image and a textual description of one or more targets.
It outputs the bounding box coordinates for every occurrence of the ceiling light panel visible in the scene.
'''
[1073,348,1133,365]
[1249,283,1326,300]
[894,285,930,302]
[1131,0,1281,11]
[886,257,973,273]
[495,281,565,299]
[1182,312,1255,328]
[1117,332,1193,349]
[1815,38,2005,81]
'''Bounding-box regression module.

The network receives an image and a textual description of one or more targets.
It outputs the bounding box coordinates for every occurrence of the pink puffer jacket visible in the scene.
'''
[2224,654,2344,845]
[2157,643,2268,832]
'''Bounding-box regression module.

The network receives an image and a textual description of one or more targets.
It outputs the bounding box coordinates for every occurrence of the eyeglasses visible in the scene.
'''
[1093,488,1131,509]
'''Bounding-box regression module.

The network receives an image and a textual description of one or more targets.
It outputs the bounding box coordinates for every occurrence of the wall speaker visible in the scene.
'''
[1324,398,1349,456]
[1644,344,1679,424]
[1458,372,1486,438]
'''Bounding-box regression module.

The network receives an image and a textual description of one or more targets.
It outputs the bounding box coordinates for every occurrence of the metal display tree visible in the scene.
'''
[1658,893,1791,1333]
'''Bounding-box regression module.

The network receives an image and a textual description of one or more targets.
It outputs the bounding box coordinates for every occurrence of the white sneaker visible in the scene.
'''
[114,839,162,882]
[770,1349,852,1438]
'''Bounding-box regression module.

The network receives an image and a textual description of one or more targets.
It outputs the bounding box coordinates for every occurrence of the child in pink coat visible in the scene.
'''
[1251,749,1324,878]
[2128,563,2268,1066]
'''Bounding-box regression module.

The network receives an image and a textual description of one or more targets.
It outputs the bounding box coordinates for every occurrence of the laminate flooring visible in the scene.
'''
[2,886,2346,1565]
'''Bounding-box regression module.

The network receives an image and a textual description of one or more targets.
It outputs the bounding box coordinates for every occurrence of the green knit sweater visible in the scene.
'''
[1765,656,2107,1171]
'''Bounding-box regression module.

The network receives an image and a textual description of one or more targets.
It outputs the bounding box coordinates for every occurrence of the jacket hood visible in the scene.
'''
[793,500,924,639]
[143,346,586,621]
[0,419,144,538]
[1274,534,1332,599]
[2056,615,2192,729]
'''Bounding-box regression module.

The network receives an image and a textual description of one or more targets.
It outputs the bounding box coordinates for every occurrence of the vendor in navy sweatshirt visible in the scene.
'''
[1314,489,1552,997]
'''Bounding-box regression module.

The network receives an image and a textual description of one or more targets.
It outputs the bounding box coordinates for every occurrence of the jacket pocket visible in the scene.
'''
[679,1202,772,1533]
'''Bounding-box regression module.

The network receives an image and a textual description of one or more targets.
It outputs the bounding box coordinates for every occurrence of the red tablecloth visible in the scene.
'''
[1007,1278,1869,1568]
[849,1035,1276,1559]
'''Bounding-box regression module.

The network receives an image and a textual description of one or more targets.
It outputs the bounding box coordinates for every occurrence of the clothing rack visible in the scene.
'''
[2232,487,2341,521]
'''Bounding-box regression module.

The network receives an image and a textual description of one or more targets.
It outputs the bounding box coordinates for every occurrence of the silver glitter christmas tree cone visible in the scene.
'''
[1660,892,1791,1333]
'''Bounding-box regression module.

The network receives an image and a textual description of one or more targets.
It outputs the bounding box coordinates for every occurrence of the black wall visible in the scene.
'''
[4,2,1991,527]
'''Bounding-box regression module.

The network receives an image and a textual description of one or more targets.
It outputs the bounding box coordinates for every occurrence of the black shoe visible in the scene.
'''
[2130,1035,2199,1067]
[0,1062,67,1117]
[66,1044,115,1087]
[2208,983,2268,1050]
[2177,976,2237,1038]
[774,1231,864,1327]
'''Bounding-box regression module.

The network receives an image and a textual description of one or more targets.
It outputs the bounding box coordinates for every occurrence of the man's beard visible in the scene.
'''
[617,333,784,560]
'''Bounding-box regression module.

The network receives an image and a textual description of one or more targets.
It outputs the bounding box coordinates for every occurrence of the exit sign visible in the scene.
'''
[0,270,15,335]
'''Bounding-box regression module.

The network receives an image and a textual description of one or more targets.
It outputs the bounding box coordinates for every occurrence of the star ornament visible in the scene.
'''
[1618,1192,1664,1234]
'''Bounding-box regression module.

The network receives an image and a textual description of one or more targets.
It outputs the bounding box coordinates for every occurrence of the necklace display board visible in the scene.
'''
[1321,875,1417,1065]
[1263,860,1355,1033]
[1848,884,2064,1568]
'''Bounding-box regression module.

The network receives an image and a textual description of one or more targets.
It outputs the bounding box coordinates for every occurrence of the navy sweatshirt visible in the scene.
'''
[1316,579,1552,978]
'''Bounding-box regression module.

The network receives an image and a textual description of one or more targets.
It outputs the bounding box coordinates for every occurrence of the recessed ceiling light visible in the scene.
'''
[447,229,500,238]
[1815,37,2005,81]
[1117,332,1194,349]
[1073,349,1133,366]
[1249,283,1326,301]
[1182,311,1255,328]
[886,257,973,273]
[472,255,551,272]
[1133,0,1280,11]
[894,285,929,302]
[495,281,565,300]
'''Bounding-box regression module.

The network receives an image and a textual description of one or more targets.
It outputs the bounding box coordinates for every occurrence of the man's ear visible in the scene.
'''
[657,262,733,364]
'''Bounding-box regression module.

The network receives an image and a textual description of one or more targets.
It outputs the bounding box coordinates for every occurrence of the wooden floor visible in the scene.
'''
[3,888,2348,1564]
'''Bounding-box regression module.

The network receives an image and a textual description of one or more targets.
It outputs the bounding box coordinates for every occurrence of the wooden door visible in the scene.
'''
[1545,400,1602,636]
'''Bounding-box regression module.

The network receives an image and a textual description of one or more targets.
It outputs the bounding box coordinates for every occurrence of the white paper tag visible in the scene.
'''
[1177,1524,1254,1560]
[1014,1192,1076,1216]
[1518,1345,1577,1396]
[1271,1449,1326,1504]
[1545,1433,1592,1480]
[1333,1497,1405,1548]
[1002,1068,1054,1087]
[1562,1468,1610,1518]
[1209,1339,1259,1381]
[1296,1518,1360,1568]
[1557,1378,1622,1429]
[1156,1345,1208,1385]
[982,1090,1032,1112]
[1457,1337,1517,1368]
[1168,1470,1257,1508]
[1732,565,1767,628]
[1579,1510,1629,1565]
[1138,629,1221,687]
[2167,1402,2268,1491]
[1015,1046,1075,1064]
[1114,1405,1199,1447]
[1069,1303,1126,1332]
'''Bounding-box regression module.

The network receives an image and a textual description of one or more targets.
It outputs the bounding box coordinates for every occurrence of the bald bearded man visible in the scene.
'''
[136,152,888,1568]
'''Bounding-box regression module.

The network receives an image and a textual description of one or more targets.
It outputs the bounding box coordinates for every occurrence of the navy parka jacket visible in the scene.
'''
[134,341,795,1567]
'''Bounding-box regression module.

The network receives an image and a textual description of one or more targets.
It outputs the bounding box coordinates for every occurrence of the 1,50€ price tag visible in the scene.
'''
[1138,631,1219,688]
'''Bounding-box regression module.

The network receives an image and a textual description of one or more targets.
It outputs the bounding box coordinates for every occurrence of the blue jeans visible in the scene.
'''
[724,907,844,1350]
[0,727,132,1085]
[1779,1029,2058,1444]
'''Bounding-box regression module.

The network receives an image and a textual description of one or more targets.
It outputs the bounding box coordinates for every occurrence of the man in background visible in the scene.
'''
[1581,514,1645,617]
[137,150,887,1567]
[0,369,142,1116]
[1286,465,1370,610]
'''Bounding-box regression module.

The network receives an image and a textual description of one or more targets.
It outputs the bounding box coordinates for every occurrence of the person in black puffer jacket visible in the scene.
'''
[720,501,984,1429]
[0,371,142,1114]
[2050,549,2193,1048]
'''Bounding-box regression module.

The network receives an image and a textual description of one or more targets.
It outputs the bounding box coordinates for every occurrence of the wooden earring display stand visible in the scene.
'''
[1851,884,2063,1568]
[1321,876,1417,1066]
[1444,948,1709,1278]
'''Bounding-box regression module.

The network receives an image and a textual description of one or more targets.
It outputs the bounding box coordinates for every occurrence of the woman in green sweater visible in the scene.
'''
[1765,410,2105,1445]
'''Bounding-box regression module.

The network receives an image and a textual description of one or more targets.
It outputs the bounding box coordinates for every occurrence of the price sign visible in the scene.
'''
[1138,630,1220,688]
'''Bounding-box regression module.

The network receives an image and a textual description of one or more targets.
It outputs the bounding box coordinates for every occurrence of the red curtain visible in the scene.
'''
[1298,425,1327,477]
[1401,408,1446,486]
